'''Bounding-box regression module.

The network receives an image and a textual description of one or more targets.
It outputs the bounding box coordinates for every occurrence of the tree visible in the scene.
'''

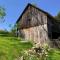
[0,6,6,22]
[10,24,17,37]
[55,12,60,22]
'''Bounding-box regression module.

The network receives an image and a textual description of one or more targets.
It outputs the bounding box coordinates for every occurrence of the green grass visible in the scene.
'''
[0,37,33,60]
[0,36,60,60]
[47,48,60,60]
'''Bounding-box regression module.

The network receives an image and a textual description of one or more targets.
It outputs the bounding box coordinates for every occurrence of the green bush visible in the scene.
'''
[18,43,60,60]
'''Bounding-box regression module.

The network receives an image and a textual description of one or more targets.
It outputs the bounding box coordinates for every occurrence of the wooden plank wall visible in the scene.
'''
[18,6,50,45]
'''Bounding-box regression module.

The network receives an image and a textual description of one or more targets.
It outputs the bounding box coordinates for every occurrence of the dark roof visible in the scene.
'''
[16,3,58,23]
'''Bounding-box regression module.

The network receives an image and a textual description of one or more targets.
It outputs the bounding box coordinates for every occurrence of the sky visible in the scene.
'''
[0,0,60,31]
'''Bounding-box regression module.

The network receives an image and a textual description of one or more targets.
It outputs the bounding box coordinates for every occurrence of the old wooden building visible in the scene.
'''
[16,3,60,46]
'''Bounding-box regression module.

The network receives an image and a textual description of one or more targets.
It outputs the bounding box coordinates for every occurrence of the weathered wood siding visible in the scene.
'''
[18,6,47,29]
[18,6,31,29]
[18,6,50,45]
[20,25,49,44]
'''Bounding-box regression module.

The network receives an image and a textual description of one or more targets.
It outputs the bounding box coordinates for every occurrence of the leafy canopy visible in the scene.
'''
[0,6,6,21]
[55,12,60,22]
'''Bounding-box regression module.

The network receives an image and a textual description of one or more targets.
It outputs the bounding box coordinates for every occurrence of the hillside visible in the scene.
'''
[0,37,32,60]
[0,37,60,60]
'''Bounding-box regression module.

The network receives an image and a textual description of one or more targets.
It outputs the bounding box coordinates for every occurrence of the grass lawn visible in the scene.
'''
[0,37,60,60]
[47,48,60,60]
[0,37,33,60]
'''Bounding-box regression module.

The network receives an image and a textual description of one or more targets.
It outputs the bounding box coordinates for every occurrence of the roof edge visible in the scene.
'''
[16,3,59,24]
[16,3,31,23]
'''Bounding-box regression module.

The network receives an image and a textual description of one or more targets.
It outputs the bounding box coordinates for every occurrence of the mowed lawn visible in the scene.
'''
[0,37,33,60]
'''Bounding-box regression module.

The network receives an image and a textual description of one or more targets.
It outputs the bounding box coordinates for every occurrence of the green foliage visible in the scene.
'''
[0,30,8,34]
[32,3,37,6]
[0,6,6,22]
[55,12,60,22]
[0,30,13,37]
[10,24,17,37]
[18,43,60,60]
[0,30,9,36]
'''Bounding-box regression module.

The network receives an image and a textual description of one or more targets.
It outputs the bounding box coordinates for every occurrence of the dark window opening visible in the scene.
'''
[48,33,52,39]
[52,32,60,39]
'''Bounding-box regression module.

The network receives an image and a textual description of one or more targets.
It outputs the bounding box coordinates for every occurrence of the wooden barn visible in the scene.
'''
[16,3,60,46]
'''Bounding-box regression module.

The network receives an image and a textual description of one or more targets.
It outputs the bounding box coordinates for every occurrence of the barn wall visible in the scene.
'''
[18,6,31,29]
[18,6,48,29]
[19,24,49,45]
[30,6,47,26]
[18,6,51,45]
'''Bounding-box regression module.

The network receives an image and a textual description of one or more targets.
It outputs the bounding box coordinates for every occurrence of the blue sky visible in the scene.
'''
[0,0,60,31]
